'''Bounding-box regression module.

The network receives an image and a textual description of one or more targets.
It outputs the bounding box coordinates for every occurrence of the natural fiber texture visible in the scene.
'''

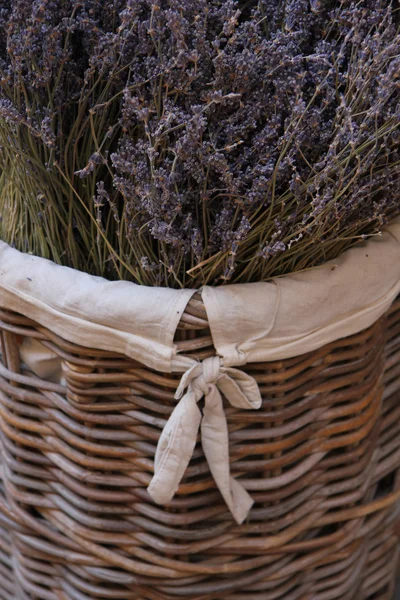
[2,220,400,373]
[0,292,399,599]
[2,220,400,523]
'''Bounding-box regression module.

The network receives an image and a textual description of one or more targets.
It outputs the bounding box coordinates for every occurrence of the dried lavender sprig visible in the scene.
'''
[0,0,398,287]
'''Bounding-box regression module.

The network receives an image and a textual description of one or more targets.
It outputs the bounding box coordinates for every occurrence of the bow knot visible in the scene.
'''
[176,356,220,400]
[148,357,262,524]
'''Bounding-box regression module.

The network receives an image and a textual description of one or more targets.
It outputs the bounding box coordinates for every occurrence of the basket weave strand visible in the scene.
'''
[0,295,398,598]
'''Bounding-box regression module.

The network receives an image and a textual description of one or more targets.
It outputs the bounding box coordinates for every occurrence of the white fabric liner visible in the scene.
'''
[0,242,195,373]
[1,218,400,523]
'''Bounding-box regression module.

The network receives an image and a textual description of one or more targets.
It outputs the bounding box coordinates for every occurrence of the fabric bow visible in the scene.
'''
[147,356,262,524]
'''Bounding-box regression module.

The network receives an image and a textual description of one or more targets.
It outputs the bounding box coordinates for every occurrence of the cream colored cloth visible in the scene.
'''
[147,356,262,524]
[202,223,400,367]
[0,242,195,373]
[20,338,64,383]
[1,219,400,523]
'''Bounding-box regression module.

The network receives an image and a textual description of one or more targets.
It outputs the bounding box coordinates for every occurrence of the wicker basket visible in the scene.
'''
[0,290,399,600]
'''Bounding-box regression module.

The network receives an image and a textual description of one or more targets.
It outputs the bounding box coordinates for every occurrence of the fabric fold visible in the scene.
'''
[2,219,400,374]
[202,218,400,366]
[0,241,195,373]
[147,356,262,524]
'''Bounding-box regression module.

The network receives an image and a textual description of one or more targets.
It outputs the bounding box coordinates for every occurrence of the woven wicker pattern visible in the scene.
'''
[0,295,399,599]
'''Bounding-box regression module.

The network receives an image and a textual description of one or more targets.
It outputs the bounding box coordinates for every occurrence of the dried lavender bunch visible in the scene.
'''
[0,0,398,287]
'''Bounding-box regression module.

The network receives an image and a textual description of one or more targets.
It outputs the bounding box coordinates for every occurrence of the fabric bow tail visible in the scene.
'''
[147,357,262,525]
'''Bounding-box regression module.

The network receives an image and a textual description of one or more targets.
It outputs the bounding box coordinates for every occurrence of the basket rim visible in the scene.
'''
[0,217,399,373]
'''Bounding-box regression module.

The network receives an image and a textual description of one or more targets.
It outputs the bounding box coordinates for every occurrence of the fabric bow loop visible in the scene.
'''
[147,356,262,524]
